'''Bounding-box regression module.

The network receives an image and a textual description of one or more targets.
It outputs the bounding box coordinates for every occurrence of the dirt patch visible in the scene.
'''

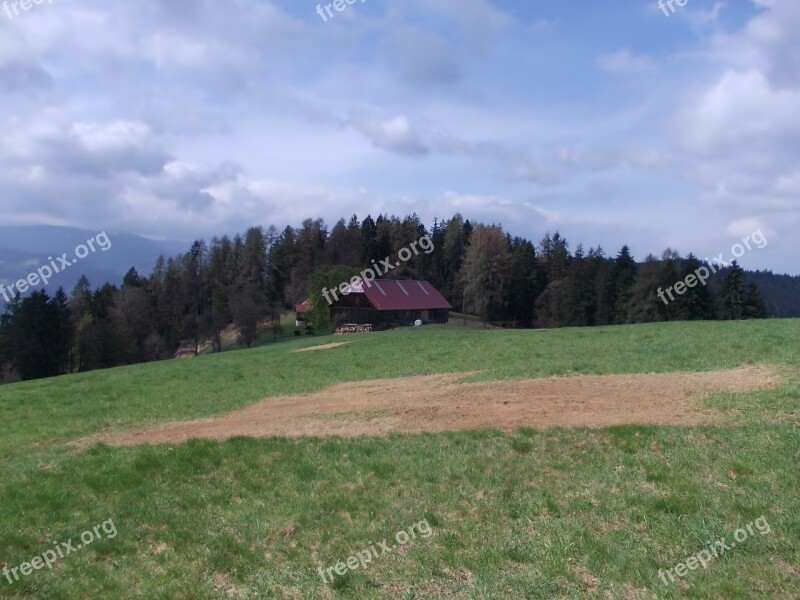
[89,366,774,446]
[293,342,352,353]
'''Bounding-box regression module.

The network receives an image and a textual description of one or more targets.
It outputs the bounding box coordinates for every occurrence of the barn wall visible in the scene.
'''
[330,293,374,325]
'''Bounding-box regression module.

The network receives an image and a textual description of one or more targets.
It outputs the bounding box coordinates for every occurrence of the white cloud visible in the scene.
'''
[711,0,800,88]
[597,49,656,74]
[675,70,800,158]
[726,217,774,239]
[0,0,797,273]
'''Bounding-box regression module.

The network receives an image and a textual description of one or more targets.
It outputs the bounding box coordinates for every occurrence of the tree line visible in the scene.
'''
[0,213,770,383]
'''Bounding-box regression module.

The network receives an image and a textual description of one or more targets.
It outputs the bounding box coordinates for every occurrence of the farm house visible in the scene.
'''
[330,279,451,328]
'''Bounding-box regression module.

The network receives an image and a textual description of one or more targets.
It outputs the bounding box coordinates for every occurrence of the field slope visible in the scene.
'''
[0,320,799,598]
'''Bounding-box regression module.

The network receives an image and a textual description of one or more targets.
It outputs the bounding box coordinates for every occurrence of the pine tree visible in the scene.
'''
[681,254,713,320]
[562,245,593,326]
[442,215,466,301]
[360,215,377,264]
[462,220,473,246]
[539,232,570,282]
[268,227,296,307]
[593,250,613,326]
[373,216,392,264]
[720,261,745,320]
[51,287,74,374]
[504,239,543,327]
[626,255,662,323]
[345,215,362,267]
[325,219,350,266]
[744,282,767,319]
[611,246,636,324]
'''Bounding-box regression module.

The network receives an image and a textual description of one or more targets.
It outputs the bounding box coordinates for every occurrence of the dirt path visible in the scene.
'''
[88,366,774,446]
[293,342,352,353]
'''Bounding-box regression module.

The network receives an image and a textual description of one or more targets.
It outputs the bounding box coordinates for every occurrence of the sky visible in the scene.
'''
[0,0,798,273]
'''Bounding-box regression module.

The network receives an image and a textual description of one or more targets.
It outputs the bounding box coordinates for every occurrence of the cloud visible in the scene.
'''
[0,60,53,95]
[726,217,774,239]
[675,70,800,160]
[350,115,430,156]
[346,112,560,184]
[672,9,800,214]
[411,0,509,48]
[688,1,725,27]
[40,121,173,177]
[657,0,800,269]
[508,159,562,185]
[597,49,656,74]
[391,28,463,87]
[0,0,797,274]
[711,0,800,88]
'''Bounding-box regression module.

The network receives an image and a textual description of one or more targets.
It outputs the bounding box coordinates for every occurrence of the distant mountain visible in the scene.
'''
[0,226,187,300]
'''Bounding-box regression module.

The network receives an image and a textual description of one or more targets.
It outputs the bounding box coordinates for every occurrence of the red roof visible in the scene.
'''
[342,279,452,311]
[295,299,310,313]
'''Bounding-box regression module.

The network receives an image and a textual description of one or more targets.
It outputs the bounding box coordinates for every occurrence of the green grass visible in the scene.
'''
[449,312,488,330]
[1,320,799,598]
[200,312,328,354]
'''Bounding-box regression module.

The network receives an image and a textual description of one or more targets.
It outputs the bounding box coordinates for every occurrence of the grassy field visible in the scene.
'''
[199,312,327,354]
[0,320,798,598]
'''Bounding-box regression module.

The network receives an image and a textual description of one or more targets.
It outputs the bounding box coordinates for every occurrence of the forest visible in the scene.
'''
[0,213,791,384]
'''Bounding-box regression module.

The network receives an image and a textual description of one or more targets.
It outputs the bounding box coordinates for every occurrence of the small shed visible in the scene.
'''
[295,299,311,327]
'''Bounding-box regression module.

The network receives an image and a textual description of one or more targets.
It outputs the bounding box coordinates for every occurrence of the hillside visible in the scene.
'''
[745,270,800,317]
[0,321,798,598]
[3,219,798,386]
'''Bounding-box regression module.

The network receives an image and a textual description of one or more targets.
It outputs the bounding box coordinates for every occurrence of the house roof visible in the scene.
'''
[341,279,452,311]
[295,299,310,313]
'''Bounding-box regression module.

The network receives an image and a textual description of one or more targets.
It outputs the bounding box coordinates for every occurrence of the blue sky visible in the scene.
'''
[1,0,798,273]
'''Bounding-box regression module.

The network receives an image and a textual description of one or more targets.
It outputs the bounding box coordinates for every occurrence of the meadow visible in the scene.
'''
[0,320,798,598]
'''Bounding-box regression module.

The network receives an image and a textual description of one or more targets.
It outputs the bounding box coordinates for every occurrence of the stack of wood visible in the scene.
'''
[174,338,210,358]
[335,323,373,335]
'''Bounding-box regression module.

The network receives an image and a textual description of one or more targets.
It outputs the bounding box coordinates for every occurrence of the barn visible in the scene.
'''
[330,279,451,328]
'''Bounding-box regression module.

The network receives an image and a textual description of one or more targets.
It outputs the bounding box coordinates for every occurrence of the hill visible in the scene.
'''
[0,320,798,598]
[745,270,800,317]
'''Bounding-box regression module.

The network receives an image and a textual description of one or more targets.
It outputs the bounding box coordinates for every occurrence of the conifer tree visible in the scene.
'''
[720,261,746,320]
[744,282,767,319]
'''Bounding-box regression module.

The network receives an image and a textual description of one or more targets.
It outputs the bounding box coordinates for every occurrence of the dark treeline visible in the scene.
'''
[0,213,782,384]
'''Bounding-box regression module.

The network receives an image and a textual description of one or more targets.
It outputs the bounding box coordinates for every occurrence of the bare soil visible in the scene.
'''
[293,342,352,353]
[89,366,773,446]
